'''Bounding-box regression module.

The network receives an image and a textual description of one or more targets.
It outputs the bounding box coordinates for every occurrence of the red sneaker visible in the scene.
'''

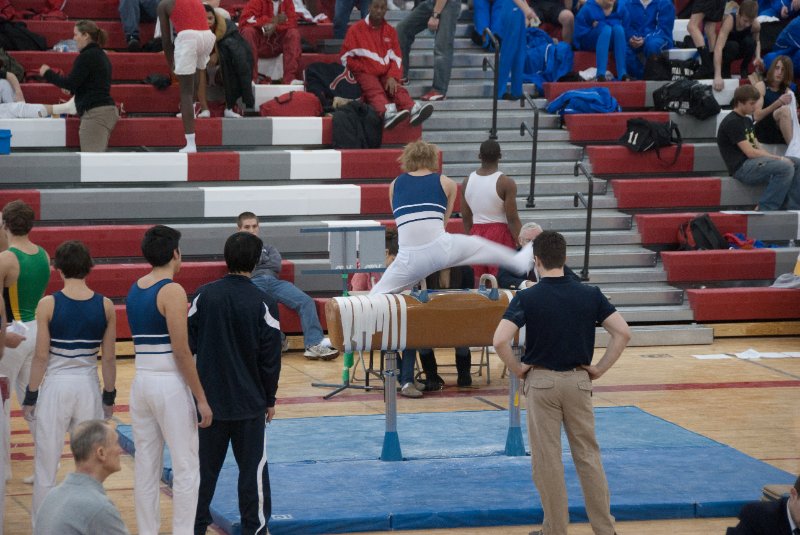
[421,89,446,101]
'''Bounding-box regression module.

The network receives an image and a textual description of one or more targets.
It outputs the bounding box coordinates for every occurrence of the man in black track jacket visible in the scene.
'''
[188,231,282,535]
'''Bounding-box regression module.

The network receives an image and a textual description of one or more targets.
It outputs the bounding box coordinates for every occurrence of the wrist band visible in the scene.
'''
[23,387,38,406]
[102,388,117,406]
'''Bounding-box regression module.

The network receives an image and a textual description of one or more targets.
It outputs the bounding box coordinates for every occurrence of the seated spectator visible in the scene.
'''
[119,0,158,51]
[340,0,433,129]
[350,227,398,292]
[574,0,630,81]
[686,0,724,79]
[496,222,580,288]
[33,420,129,535]
[624,0,674,80]
[198,5,255,118]
[396,0,460,102]
[765,18,800,84]
[530,0,575,45]
[726,474,799,534]
[238,0,302,84]
[237,212,339,360]
[716,84,800,211]
[758,0,800,20]
[712,0,762,92]
[754,55,795,145]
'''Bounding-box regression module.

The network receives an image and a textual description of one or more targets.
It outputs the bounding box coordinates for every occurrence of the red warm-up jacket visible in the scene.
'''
[239,0,298,32]
[340,16,403,79]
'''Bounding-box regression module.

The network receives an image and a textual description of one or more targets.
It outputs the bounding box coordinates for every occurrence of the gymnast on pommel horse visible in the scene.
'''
[368,140,533,296]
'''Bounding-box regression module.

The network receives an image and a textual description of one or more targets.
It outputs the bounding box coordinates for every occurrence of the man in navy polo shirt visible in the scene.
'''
[493,230,630,535]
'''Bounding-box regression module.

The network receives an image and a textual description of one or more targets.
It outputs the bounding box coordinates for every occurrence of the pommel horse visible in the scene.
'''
[325,276,526,461]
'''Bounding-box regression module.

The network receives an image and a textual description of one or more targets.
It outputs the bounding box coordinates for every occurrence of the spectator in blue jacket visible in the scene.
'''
[764,16,800,76]
[624,0,674,80]
[758,0,800,20]
[574,0,630,81]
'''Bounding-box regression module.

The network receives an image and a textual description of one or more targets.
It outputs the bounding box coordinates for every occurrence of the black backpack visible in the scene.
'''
[677,214,728,250]
[652,79,696,114]
[332,101,382,149]
[687,83,721,120]
[0,21,46,51]
[619,118,682,165]
[644,55,699,81]
[304,62,362,112]
[0,48,24,81]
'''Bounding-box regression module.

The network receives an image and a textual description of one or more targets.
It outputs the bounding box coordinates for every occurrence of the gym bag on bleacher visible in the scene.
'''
[259,91,322,117]
[652,79,720,119]
[677,214,728,250]
[619,118,682,165]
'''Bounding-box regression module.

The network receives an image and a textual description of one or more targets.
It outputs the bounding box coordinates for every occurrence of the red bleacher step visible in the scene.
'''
[22,83,180,113]
[589,145,695,175]
[686,288,800,321]
[661,250,776,282]
[613,178,722,209]
[564,112,669,143]
[11,51,170,81]
[635,212,747,245]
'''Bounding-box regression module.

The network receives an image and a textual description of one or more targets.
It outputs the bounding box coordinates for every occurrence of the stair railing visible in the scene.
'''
[519,92,539,208]
[481,28,500,140]
[573,161,595,281]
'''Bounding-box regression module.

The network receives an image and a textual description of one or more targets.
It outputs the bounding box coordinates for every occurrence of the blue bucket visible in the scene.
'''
[0,130,10,155]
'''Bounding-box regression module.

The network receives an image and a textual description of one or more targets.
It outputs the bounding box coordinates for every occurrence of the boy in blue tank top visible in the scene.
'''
[127,225,212,535]
[22,240,118,523]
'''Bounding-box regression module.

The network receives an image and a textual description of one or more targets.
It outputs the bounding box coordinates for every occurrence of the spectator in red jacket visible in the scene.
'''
[238,0,302,84]
[340,0,434,129]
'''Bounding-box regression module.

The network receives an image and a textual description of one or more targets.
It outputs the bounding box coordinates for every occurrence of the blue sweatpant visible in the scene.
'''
[579,23,628,79]
[495,2,526,98]
[626,35,670,79]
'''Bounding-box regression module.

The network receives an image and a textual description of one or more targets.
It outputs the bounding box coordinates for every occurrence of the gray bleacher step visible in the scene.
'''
[526,209,632,232]
[438,142,581,163]
[595,324,712,346]
[514,195,617,210]
[444,161,581,177]
[425,98,549,111]
[409,37,492,50]
[484,176,604,197]
[408,67,494,81]
[615,305,696,323]
[408,54,494,68]
[424,129,569,143]
[577,266,667,284]
[291,259,343,292]
[597,283,684,306]
[408,82,541,99]
[567,245,656,268]
[425,110,560,130]
[363,10,476,23]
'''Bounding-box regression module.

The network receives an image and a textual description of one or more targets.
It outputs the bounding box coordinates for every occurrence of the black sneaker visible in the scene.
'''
[127,37,142,52]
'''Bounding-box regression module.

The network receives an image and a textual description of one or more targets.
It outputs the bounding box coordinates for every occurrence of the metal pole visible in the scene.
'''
[573,162,595,281]
[381,350,402,461]
[482,28,500,140]
[520,93,539,208]
[504,345,525,456]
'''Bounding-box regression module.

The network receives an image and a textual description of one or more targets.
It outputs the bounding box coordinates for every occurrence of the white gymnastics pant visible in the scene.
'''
[369,232,532,294]
[32,374,102,519]
[0,102,48,119]
[0,320,37,478]
[131,372,200,535]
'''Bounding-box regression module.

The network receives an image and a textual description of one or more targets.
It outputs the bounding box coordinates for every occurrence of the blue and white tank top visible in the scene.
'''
[126,279,178,372]
[47,291,106,376]
[392,172,447,247]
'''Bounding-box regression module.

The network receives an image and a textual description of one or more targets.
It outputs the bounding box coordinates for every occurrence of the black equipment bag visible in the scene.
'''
[677,214,728,250]
[0,20,46,50]
[652,79,695,114]
[332,101,382,149]
[619,118,682,165]
[304,62,362,112]
[687,82,721,120]
[644,54,699,81]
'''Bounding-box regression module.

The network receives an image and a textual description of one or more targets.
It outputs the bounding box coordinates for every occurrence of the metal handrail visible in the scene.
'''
[573,161,594,281]
[519,92,539,208]
[481,28,500,140]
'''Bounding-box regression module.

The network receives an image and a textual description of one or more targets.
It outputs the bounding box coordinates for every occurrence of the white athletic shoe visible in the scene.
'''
[178,144,197,153]
[196,109,211,118]
[304,344,339,360]
[224,108,242,118]
[320,337,333,348]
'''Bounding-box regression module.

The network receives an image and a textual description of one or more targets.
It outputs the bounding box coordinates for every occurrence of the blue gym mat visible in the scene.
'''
[117,406,795,534]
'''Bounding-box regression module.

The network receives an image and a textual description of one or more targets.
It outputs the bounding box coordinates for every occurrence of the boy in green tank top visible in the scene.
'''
[0,200,50,482]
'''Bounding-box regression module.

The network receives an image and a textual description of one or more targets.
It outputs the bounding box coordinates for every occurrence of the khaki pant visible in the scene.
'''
[524,368,615,535]
[79,105,119,152]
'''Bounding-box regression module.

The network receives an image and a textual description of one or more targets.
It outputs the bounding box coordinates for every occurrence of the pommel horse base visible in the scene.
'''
[325,283,526,461]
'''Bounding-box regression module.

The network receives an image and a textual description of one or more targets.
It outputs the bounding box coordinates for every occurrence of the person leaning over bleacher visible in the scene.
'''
[340,0,433,129]
[238,0,303,84]
[624,0,674,80]
[753,55,795,145]
[717,84,800,211]
[197,4,255,118]
[712,0,762,92]
[39,20,119,152]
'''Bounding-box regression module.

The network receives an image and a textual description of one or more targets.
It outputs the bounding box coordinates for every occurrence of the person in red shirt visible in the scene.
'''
[340,0,434,129]
[238,0,302,84]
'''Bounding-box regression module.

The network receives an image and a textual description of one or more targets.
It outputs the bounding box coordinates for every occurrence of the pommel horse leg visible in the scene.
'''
[505,345,525,456]
[381,351,403,461]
